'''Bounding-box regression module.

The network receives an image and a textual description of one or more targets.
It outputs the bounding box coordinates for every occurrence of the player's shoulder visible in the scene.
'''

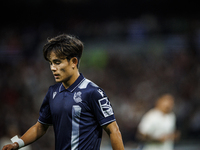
[78,78,99,90]
[145,108,160,117]
[78,78,106,98]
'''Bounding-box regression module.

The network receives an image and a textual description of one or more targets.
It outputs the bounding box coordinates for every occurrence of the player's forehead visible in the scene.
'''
[48,50,66,61]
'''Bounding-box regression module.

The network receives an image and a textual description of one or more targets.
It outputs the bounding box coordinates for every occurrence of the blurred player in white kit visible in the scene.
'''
[137,93,180,150]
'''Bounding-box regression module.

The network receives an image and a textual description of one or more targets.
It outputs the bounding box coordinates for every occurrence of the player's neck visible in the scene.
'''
[62,71,80,89]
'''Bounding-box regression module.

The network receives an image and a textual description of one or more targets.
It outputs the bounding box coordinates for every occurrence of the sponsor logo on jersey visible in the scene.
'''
[73,91,82,103]
[98,97,114,117]
[97,89,104,97]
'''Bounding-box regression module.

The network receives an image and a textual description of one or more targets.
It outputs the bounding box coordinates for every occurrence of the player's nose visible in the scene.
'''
[51,64,57,72]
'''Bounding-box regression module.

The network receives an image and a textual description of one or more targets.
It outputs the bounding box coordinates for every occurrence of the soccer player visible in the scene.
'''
[2,34,124,150]
[137,94,180,150]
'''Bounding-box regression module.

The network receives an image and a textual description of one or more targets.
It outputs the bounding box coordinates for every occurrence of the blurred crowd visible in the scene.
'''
[1,12,200,149]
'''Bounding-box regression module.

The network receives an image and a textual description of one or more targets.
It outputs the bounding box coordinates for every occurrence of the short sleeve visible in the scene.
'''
[138,111,156,135]
[90,88,116,126]
[38,88,53,125]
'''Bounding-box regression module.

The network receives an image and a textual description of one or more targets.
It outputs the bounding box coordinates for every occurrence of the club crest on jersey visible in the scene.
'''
[73,91,82,103]
[98,97,114,117]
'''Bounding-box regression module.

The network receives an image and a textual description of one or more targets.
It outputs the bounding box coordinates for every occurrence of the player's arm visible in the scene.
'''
[20,121,49,145]
[2,121,49,150]
[136,130,173,143]
[136,130,167,143]
[103,121,124,150]
[136,131,161,142]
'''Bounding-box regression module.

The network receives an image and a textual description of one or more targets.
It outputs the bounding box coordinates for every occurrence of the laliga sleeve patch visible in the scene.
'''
[98,97,114,117]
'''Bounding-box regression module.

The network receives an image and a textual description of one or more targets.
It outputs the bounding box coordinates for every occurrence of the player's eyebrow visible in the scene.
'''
[48,59,62,64]
[52,59,61,62]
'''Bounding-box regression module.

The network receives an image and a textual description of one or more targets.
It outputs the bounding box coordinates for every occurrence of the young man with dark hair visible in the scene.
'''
[2,34,124,150]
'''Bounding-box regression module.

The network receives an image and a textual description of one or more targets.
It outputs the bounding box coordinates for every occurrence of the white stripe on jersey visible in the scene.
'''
[78,79,90,89]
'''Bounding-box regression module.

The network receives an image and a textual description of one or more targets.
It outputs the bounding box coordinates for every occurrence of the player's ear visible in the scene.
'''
[71,57,78,68]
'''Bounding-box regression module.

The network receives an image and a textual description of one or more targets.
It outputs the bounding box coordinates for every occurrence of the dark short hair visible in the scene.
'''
[43,34,84,67]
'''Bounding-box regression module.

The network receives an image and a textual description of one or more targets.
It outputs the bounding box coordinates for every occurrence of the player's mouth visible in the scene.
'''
[54,74,60,79]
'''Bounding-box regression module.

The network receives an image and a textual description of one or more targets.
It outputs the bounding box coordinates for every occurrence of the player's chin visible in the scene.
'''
[54,78,62,82]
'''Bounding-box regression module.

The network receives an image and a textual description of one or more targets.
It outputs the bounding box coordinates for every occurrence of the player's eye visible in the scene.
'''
[54,61,61,65]
[51,59,61,65]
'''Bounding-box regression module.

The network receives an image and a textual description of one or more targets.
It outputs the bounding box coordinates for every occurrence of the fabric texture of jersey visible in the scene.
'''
[38,73,116,150]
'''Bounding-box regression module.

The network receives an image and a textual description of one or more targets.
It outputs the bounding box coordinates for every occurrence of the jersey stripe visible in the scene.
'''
[78,79,90,89]
[71,105,82,150]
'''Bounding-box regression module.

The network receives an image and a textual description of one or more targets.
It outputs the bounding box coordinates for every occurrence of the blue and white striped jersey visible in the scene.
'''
[38,73,116,150]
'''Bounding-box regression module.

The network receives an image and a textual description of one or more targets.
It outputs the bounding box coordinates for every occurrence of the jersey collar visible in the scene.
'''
[59,73,85,93]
